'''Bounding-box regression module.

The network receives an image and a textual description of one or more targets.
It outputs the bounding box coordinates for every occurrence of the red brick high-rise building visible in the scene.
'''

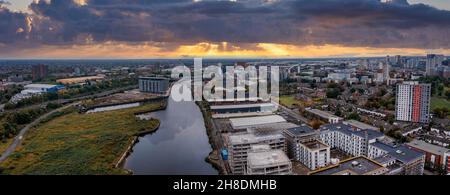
[32,64,49,80]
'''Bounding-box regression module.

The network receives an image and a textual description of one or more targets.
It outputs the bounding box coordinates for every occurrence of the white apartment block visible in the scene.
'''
[284,125,330,170]
[317,123,425,175]
[318,123,385,157]
[297,140,331,170]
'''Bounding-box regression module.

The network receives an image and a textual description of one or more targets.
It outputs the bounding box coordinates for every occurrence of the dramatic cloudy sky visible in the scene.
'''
[1,0,450,58]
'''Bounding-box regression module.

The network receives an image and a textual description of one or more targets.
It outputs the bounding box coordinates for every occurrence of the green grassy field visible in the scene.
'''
[0,103,162,175]
[280,96,299,108]
[431,97,450,110]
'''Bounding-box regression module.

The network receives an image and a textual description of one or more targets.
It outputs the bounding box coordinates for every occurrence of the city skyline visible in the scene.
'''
[1,0,450,59]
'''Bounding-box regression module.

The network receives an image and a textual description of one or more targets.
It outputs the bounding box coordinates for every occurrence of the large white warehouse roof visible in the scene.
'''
[230,115,286,129]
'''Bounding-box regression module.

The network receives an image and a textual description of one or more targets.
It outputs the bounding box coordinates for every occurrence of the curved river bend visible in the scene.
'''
[124,89,217,175]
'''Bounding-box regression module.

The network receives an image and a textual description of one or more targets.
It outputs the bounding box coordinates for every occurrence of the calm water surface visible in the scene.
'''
[124,86,217,175]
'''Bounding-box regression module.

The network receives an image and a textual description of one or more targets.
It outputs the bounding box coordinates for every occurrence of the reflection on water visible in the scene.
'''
[124,86,217,175]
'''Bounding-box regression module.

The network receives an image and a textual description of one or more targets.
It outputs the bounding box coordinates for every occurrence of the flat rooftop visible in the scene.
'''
[343,120,379,131]
[247,149,290,168]
[230,115,286,129]
[286,125,315,136]
[212,112,273,119]
[407,139,450,156]
[310,157,386,175]
[250,144,271,151]
[228,132,285,145]
[301,140,329,151]
[25,84,58,89]
[371,141,424,164]
[306,108,341,119]
[210,103,275,110]
[56,76,104,84]
[139,77,169,80]
[320,123,384,140]
[248,122,298,135]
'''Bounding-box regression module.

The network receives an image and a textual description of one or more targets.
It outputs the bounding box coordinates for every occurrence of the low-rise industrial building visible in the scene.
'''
[10,84,64,103]
[246,145,292,175]
[23,84,63,94]
[210,103,276,118]
[229,115,287,131]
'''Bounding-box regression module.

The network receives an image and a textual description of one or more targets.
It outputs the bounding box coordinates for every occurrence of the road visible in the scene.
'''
[0,102,78,163]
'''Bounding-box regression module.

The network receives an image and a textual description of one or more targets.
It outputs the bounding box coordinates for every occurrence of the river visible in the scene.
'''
[123,87,218,175]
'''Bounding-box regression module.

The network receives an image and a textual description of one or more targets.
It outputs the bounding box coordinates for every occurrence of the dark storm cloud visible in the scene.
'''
[0,1,11,6]
[0,2,29,44]
[1,0,450,50]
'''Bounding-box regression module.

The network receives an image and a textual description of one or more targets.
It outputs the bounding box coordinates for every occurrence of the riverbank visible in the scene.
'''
[196,101,227,175]
[115,120,161,172]
[0,103,163,175]
[123,89,217,175]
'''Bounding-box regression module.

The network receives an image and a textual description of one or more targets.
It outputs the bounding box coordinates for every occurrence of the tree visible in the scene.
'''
[387,114,395,124]
[433,108,450,118]
[46,102,62,110]
[438,84,444,96]
[2,122,17,138]
[12,111,32,125]
[326,88,341,99]
[310,120,324,130]
[358,88,365,94]
[335,109,342,117]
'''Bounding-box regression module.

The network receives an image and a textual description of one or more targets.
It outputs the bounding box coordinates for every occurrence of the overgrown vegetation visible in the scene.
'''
[326,83,344,99]
[0,102,162,175]
[0,107,49,141]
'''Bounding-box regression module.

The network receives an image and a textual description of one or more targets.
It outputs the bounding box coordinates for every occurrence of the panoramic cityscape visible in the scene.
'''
[0,0,450,181]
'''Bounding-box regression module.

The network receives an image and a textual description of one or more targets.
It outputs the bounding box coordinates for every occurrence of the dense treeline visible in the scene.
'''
[0,85,23,104]
[326,83,344,99]
[0,103,62,141]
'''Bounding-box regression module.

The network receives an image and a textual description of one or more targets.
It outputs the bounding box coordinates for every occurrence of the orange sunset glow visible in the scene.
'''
[5,42,450,59]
